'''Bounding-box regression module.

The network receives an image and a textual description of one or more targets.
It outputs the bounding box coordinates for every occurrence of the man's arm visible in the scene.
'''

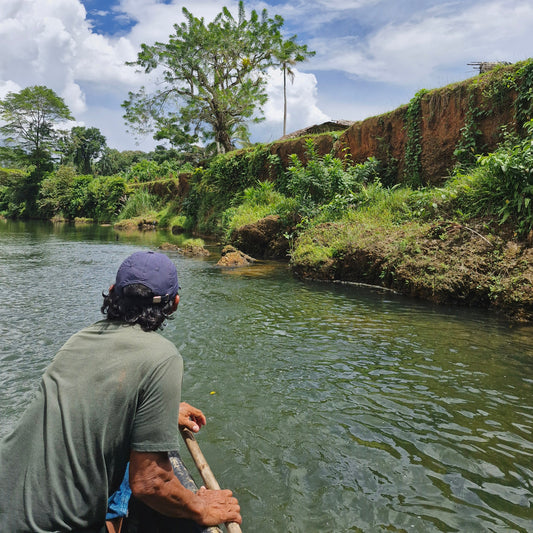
[129,450,242,526]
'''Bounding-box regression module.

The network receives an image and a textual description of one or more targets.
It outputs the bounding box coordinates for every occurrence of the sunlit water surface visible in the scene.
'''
[1,220,532,532]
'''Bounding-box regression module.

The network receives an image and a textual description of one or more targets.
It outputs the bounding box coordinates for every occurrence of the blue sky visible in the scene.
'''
[1,0,531,151]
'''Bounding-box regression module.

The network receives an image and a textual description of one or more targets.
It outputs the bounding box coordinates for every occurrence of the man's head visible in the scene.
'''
[115,251,180,302]
[102,251,180,331]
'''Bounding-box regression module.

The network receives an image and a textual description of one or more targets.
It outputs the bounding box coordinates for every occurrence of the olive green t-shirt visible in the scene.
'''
[0,320,183,532]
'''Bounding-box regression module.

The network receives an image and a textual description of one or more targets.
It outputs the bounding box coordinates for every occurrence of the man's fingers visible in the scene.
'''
[179,402,207,430]
[195,488,242,526]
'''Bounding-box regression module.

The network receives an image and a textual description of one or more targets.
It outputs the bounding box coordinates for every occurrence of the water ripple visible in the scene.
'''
[1,221,533,532]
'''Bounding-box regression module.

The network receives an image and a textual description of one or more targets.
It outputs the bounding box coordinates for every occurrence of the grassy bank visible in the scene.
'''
[223,124,533,321]
[2,61,533,320]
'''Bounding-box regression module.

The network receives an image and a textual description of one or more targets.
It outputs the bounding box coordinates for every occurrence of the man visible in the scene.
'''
[0,251,241,532]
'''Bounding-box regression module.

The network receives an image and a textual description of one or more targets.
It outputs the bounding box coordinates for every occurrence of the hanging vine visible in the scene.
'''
[453,83,487,167]
[403,88,428,188]
[515,59,533,131]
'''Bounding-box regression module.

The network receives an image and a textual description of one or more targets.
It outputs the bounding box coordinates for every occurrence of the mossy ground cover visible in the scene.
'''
[290,214,533,321]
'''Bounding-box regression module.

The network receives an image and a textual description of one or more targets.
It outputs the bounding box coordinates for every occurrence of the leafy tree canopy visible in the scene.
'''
[123,1,313,154]
[0,85,74,171]
[94,148,148,176]
[60,126,107,174]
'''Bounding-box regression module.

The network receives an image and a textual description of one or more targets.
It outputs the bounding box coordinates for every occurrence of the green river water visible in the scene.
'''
[0,219,532,532]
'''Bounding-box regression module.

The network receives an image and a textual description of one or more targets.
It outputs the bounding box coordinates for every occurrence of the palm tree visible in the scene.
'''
[275,39,315,137]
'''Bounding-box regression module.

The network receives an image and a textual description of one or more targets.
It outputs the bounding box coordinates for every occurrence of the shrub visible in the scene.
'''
[38,166,77,218]
[278,140,380,216]
[183,146,281,234]
[0,167,31,217]
[221,181,298,238]
[86,176,126,222]
[67,175,92,219]
[118,190,162,220]
[123,159,182,183]
[475,119,533,234]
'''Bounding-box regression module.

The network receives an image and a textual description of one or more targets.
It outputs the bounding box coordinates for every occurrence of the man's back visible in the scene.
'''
[0,320,182,532]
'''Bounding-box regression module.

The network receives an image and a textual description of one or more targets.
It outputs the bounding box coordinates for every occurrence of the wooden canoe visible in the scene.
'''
[122,450,222,533]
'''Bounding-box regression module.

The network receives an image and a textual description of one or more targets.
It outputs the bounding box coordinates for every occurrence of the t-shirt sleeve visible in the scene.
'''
[130,353,183,452]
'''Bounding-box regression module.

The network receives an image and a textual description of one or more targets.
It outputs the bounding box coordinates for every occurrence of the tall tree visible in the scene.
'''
[0,85,74,172]
[61,126,107,174]
[123,1,311,154]
[274,39,315,137]
[0,85,73,216]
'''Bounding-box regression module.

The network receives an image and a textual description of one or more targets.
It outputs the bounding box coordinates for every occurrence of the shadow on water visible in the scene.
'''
[1,220,532,532]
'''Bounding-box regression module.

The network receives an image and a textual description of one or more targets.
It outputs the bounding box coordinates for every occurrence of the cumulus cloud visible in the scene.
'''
[309,0,533,87]
[0,0,142,112]
[61,81,86,115]
[261,68,329,140]
[0,80,22,99]
[2,0,528,151]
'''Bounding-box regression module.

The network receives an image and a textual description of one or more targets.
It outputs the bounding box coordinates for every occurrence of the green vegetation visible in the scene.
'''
[284,122,533,319]
[60,126,107,175]
[180,144,283,234]
[277,139,379,215]
[2,57,533,318]
[221,181,298,239]
[123,159,181,183]
[403,88,429,188]
[453,83,486,167]
[117,189,162,221]
[0,86,74,215]
[0,85,73,172]
[123,1,313,154]
[37,168,126,223]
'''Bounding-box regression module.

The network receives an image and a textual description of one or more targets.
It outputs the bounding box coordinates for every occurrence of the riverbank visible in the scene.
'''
[289,217,533,322]
[3,60,533,322]
[224,203,533,322]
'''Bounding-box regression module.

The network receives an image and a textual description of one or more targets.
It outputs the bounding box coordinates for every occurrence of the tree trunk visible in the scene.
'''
[283,64,287,137]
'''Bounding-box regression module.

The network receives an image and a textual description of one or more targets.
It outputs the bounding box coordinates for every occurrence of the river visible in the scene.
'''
[0,219,532,532]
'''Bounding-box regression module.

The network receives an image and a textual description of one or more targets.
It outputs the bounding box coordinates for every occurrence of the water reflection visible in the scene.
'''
[1,220,532,532]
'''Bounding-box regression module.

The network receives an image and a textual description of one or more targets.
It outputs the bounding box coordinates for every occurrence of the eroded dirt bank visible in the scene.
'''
[290,221,533,322]
[229,215,533,322]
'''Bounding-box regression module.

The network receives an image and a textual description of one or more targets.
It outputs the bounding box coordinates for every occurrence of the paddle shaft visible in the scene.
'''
[180,428,243,533]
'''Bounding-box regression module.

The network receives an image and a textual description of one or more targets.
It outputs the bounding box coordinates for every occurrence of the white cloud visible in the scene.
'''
[0,0,140,108]
[261,68,329,140]
[61,81,86,115]
[0,80,22,99]
[309,0,533,87]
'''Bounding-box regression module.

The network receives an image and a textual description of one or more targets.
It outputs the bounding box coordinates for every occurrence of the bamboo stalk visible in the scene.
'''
[180,428,243,533]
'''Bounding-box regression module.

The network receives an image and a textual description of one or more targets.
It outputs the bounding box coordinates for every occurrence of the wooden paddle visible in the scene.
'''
[180,428,243,533]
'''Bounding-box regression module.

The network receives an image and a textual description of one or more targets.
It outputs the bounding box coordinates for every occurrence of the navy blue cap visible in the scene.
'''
[115,251,179,300]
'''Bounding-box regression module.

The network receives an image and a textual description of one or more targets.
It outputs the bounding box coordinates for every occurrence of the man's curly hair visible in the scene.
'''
[101,283,176,332]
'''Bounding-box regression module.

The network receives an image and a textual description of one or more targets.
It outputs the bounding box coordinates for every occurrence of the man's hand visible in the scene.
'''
[179,402,206,433]
[129,451,242,526]
[195,486,242,526]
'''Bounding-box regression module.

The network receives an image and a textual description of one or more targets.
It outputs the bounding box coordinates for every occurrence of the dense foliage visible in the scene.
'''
[0,86,74,215]
[181,144,282,234]
[38,167,126,222]
[0,86,73,171]
[60,126,107,175]
[123,1,313,154]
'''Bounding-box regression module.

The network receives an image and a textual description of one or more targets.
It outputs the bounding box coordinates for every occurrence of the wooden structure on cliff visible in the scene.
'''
[467,61,511,74]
